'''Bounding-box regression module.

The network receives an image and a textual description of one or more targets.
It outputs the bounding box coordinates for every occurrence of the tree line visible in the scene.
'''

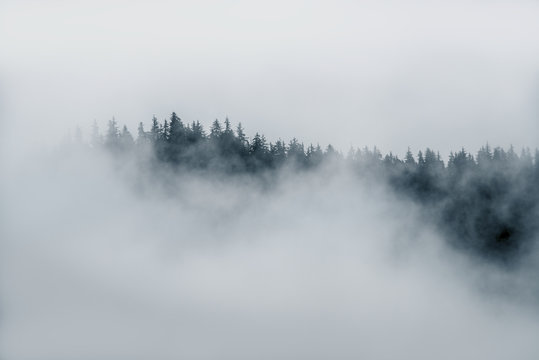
[84,113,539,264]
[90,113,336,172]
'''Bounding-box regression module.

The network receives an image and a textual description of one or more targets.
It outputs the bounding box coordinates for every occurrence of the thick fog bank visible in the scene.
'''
[2,148,539,359]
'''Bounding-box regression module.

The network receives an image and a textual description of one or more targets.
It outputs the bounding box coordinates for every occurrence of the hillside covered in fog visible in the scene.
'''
[75,114,539,264]
[4,0,539,358]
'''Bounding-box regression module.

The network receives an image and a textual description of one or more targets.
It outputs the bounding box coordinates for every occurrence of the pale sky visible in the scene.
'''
[1,0,539,157]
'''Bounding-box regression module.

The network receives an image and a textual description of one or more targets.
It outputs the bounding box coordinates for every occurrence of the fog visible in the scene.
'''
[1,146,539,359]
[2,0,539,358]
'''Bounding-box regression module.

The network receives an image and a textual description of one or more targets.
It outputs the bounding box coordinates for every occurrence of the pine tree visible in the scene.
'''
[405,147,416,166]
[307,144,324,167]
[271,139,287,166]
[236,123,247,145]
[91,120,102,148]
[220,117,236,156]
[137,122,148,145]
[161,119,169,142]
[210,119,222,140]
[169,112,184,144]
[150,116,160,144]
[235,122,249,158]
[250,133,267,154]
[224,117,233,136]
[477,143,493,168]
[287,138,306,165]
[417,150,425,167]
[105,117,120,150]
[188,121,206,144]
[119,125,134,150]
[167,112,185,163]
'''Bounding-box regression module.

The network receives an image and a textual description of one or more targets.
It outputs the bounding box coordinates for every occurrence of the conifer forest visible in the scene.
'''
[86,113,539,265]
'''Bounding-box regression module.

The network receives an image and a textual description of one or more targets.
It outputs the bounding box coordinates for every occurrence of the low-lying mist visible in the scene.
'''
[2,146,539,359]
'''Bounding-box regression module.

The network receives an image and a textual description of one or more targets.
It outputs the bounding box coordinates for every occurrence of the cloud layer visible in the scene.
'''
[1,148,539,359]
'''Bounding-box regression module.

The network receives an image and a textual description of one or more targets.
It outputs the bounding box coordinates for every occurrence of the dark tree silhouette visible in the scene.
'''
[84,113,539,264]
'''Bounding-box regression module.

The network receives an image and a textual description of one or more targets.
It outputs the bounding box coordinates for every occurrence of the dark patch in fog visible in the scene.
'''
[2,133,539,359]
[85,116,539,265]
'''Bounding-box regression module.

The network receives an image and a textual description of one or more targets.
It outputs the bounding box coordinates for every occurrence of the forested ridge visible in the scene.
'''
[81,113,539,264]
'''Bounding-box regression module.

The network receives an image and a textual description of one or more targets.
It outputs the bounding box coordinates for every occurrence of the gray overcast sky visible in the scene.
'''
[1,0,539,157]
